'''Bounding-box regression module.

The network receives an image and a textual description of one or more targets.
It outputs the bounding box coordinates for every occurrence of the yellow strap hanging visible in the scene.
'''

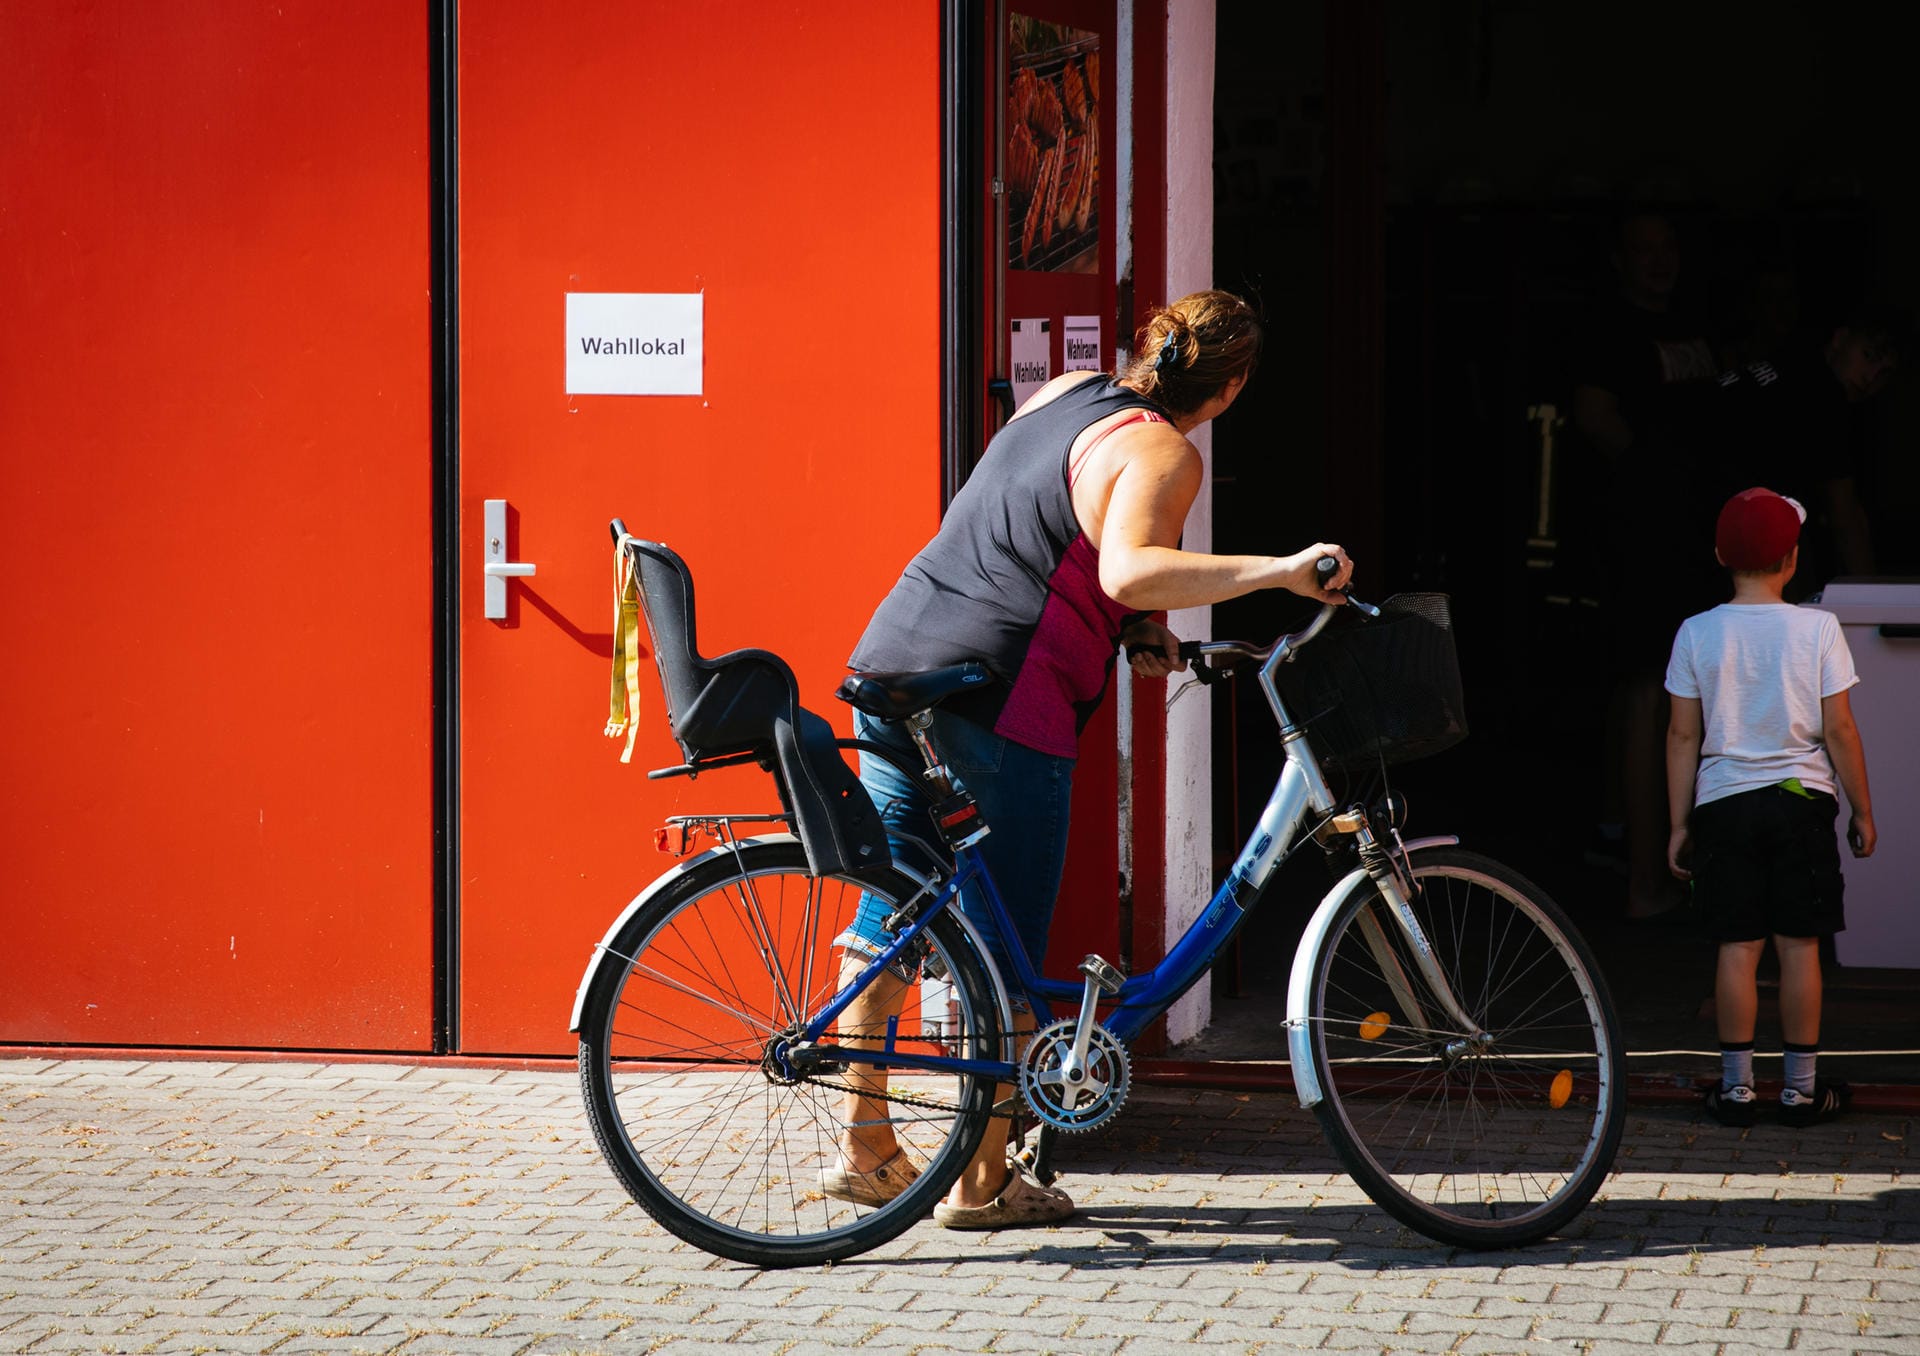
[605,540,643,763]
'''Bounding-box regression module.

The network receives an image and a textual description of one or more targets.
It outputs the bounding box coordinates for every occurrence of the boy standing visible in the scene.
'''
[1665,487,1876,1127]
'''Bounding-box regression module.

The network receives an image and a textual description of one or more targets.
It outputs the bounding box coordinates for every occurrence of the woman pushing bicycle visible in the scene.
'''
[583,292,1623,1261]
[830,289,1355,1229]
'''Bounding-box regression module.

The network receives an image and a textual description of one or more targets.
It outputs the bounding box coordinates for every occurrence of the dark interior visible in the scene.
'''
[1195,0,1919,1069]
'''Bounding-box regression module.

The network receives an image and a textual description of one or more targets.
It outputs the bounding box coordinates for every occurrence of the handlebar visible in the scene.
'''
[1174,556,1379,684]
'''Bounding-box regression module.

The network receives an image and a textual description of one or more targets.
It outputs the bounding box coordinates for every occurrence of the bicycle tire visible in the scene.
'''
[577,839,1001,1267]
[1305,846,1626,1248]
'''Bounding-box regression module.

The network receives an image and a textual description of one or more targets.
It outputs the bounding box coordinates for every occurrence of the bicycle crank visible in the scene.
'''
[1018,1018,1131,1132]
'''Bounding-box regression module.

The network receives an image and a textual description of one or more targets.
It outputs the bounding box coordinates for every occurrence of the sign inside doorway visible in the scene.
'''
[1064,315,1101,372]
[1011,317,1051,405]
[565,292,704,395]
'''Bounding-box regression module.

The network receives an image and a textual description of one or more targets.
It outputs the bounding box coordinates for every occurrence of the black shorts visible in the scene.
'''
[1691,785,1846,942]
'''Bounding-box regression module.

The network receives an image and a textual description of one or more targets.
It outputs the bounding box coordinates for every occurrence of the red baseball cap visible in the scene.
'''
[1716,487,1805,570]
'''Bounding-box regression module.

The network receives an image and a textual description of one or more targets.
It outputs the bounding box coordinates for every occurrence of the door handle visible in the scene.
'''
[482,498,537,619]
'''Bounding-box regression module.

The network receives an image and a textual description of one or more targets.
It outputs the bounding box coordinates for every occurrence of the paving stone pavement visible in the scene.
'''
[0,1057,1913,1356]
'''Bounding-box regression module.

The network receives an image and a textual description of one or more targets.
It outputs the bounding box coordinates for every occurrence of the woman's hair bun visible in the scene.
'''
[1123,290,1262,414]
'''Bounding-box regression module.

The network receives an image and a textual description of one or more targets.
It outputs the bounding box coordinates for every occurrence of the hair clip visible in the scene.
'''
[1156,332,1180,370]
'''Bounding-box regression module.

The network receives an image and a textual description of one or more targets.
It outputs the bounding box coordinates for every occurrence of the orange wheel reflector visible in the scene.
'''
[1358,1012,1391,1041]
[1549,1069,1574,1108]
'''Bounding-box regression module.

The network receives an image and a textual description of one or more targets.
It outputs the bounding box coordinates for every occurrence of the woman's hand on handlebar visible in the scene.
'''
[1280,543,1353,603]
[1121,618,1188,678]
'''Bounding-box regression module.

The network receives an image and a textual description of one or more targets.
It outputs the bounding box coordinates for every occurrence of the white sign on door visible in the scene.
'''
[1063,315,1101,372]
[1010,317,1050,406]
[566,292,703,395]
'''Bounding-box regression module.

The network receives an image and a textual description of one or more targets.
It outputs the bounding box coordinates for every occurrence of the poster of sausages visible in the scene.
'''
[1008,14,1099,274]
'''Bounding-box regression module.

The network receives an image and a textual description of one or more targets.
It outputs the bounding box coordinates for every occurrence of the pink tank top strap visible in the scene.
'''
[1067,409,1169,488]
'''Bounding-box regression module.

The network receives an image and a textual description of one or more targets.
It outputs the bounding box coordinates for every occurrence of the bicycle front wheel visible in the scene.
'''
[1306,846,1625,1248]
[577,839,1001,1267]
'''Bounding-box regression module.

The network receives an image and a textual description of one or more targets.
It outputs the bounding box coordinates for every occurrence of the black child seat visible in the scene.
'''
[621,536,892,884]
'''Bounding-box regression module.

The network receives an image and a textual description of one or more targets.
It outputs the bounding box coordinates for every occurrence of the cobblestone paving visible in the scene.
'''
[0,1058,1912,1355]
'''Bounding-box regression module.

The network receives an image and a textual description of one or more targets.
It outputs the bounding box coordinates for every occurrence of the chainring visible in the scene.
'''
[1017,1017,1131,1133]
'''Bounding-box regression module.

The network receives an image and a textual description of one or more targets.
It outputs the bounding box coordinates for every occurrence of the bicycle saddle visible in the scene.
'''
[836,663,996,720]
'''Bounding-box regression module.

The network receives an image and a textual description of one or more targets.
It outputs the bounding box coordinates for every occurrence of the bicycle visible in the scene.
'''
[574,520,1626,1268]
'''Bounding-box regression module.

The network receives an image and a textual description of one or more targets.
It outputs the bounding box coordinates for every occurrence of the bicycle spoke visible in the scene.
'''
[579,844,996,1264]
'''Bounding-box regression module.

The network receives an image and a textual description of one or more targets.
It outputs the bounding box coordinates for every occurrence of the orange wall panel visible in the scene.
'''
[0,4,435,1048]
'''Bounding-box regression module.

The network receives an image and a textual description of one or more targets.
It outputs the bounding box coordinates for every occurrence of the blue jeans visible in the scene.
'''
[839,708,1074,987]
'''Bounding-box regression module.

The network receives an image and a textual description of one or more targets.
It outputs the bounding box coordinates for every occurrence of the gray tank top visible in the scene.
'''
[849,376,1168,756]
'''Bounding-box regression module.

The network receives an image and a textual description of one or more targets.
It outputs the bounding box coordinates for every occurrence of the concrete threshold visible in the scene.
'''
[1135,1055,1920,1111]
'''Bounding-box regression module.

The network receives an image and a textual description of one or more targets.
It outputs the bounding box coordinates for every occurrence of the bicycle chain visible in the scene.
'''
[795,1029,1014,1119]
[799,1075,971,1116]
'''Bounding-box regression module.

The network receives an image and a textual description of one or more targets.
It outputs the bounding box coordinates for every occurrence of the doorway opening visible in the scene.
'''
[1186,0,1920,1082]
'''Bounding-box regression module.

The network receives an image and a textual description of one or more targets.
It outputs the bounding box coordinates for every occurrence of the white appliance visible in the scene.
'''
[1806,579,1920,969]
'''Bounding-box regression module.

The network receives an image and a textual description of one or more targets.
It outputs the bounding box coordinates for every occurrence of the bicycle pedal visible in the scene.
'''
[1011,1143,1059,1187]
[1078,954,1124,995]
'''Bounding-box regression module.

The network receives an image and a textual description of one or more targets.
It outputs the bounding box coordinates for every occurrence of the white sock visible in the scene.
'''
[1720,1043,1755,1091]
[1782,1044,1818,1098]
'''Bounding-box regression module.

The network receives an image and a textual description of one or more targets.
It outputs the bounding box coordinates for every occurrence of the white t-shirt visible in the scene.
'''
[1664,603,1859,807]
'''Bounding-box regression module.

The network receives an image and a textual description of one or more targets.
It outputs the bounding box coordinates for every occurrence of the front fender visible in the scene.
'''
[567,833,800,1033]
[1283,835,1458,1107]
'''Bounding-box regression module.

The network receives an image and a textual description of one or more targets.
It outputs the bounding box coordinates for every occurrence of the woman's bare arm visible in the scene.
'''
[1092,424,1350,610]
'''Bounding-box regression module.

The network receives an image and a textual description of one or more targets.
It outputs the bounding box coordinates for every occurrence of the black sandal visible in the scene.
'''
[1778,1077,1851,1127]
[1704,1082,1758,1127]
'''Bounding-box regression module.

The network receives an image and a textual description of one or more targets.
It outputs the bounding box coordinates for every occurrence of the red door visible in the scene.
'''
[0,4,435,1049]
[454,3,946,1054]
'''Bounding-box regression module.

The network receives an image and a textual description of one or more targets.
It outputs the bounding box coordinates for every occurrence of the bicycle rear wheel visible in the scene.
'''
[577,839,1000,1267]
[1306,846,1625,1248]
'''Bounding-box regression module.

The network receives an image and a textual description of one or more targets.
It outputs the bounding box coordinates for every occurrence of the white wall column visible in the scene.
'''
[1161,0,1216,1045]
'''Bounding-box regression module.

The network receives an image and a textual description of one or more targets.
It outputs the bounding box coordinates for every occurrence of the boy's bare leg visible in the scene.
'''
[1714,938,1766,1044]
[835,954,907,1171]
[1774,934,1823,1047]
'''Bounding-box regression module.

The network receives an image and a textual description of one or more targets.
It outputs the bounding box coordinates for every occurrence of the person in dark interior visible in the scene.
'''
[1684,304,1906,591]
[1568,211,1722,919]
[1571,211,1721,461]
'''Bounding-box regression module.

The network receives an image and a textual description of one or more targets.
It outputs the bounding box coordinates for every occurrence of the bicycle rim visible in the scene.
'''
[578,841,997,1266]
[1308,847,1625,1247]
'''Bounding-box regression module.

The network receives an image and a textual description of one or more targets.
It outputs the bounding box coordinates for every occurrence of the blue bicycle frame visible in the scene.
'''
[789,590,1493,1109]
[795,697,1340,1081]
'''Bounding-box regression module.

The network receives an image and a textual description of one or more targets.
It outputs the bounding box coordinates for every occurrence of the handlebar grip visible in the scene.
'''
[1316,555,1340,585]
[610,517,629,543]
[1176,640,1223,685]
[1127,638,1217,682]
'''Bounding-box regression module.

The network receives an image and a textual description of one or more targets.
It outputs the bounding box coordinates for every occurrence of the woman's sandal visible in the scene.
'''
[820,1148,920,1206]
[931,1165,1075,1231]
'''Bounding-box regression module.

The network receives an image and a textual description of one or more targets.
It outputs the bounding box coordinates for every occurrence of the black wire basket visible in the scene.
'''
[1274,592,1469,771]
